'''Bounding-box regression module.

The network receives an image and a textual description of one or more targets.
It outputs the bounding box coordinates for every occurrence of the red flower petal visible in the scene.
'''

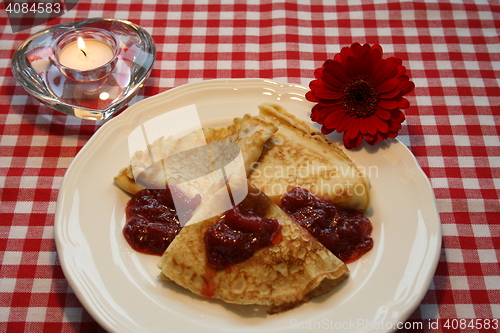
[379,86,401,99]
[371,44,383,58]
[310,104,325,121]
[323,61,350,87]
[323,109,346,128]
[345,55,360,77]
[372,62,398,87]
[377,78,400,94]
[399,78,415,95]
[314,88,343,100]
[363,132,375,141]
[398,97,410,109]
[359,48,375,76]
[364,135,379,146]
[336,45,351,64]
[313,67,324,80]
[321,125,334,135]
[309,78,323,89]
[305,90,318,102]
[377,132,388,141]
[378,99,399,110]
[336,113,352,133]
[375,107,391,120]
[344,132,363,149]
[395,65,406,78]
[321,102,345,112]
[391,109,406,123]
[373,114,389,133]
[346,120,360,139]
[358,117,368,134]
[364,117,378,135]
[386,56,402,67]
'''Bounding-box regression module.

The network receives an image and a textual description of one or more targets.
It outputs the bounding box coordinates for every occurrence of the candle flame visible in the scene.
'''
[77,37,87,57]
[77,37,86,50]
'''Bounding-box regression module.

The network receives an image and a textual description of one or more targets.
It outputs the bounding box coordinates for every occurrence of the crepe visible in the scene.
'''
[248,103,371,210]
[157,181,349,314]
[114,114,278,196]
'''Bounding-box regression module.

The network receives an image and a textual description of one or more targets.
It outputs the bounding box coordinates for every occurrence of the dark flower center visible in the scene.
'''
[343,77,378,118]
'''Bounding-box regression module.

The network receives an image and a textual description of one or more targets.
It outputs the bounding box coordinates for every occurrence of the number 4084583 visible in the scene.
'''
[443,318,499,330]
[5,2,62,14]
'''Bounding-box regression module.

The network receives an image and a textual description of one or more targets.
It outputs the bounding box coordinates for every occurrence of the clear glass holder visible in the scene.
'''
[11,18,156,121]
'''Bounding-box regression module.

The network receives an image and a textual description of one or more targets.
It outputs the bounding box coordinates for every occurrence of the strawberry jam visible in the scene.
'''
[204,187,282,270]
[280,187,373,263]
[123,188,200,255]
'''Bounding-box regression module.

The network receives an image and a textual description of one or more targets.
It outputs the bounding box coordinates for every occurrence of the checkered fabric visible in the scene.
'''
[0,0,499,332]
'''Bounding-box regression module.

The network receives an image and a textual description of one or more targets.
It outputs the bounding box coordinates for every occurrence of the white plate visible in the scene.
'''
[55,79,441,333]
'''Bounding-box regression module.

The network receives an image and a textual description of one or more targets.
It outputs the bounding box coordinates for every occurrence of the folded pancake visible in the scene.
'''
[114,114,278,196]
[248,103,371,211]
[157,181,349,314]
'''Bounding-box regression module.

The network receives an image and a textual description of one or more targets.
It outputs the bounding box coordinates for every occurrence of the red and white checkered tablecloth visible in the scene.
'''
[0,0,499,332]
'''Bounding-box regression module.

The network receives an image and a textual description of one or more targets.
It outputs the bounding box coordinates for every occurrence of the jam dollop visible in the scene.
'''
[204,205,281,270]
[123,188,200,255]
[280,187,373,263]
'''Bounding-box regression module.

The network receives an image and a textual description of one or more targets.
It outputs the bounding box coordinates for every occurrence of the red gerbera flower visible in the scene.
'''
[306,43,415,149]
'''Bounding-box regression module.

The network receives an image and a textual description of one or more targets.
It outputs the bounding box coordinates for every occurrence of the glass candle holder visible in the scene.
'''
[11,18,156,121]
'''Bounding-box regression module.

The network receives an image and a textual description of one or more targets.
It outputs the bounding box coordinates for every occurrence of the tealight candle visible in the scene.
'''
[53,28,119,82]
[58,37,114,71]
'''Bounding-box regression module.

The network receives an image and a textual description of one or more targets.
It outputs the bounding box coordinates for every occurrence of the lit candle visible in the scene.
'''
[53,28,119,82]
[58,37,114,71]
